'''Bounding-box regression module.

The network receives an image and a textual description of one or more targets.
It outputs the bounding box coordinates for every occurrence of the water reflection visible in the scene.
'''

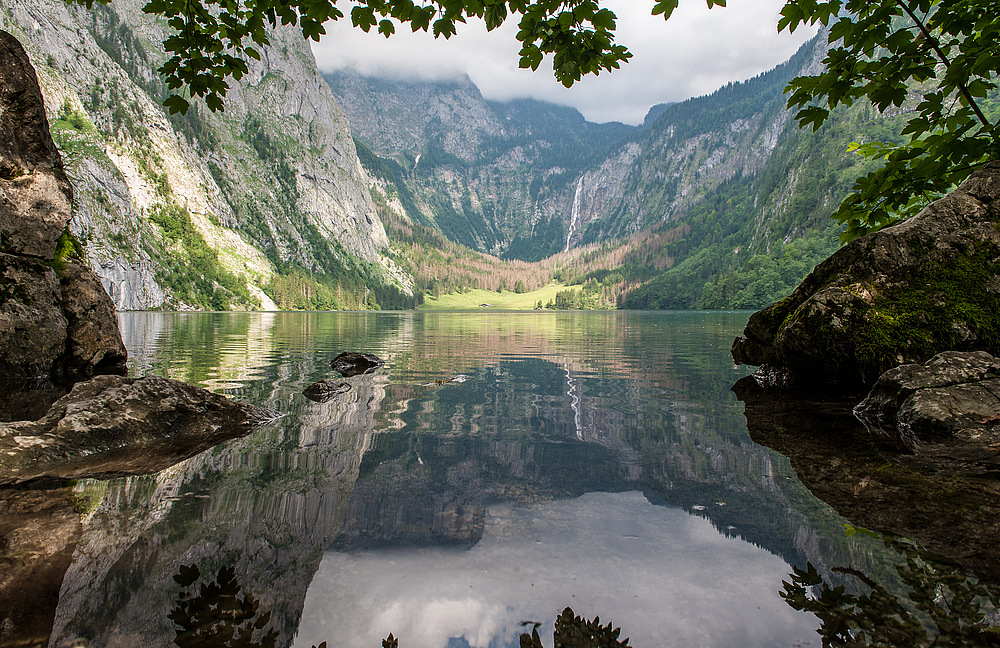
[296,491,818,648]
[5,311,992,647]
[782,537,1000,647]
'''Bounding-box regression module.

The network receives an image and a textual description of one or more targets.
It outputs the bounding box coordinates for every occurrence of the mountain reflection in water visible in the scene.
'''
[1,311,996,648]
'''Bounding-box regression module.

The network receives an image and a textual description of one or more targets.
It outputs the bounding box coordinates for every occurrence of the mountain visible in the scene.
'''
[1,0,412,311]
[324,70,635,261]
[326,33,912,309]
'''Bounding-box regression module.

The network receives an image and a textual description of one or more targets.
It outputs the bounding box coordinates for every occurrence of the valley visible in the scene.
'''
[0,4,913,311]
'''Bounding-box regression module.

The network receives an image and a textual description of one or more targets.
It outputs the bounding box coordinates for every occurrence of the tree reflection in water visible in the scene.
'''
[781,536,1000,647]
[170,564,632,648]
[170,564,279,648]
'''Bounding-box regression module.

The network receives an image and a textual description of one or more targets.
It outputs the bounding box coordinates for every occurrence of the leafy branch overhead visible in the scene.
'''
[63,0,724,116]
[779,0,1000,241]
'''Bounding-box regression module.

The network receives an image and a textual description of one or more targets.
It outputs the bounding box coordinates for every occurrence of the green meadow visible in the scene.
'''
[419,283,569,310]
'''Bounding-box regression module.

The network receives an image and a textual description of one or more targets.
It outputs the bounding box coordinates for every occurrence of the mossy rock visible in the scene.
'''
[732,161,1000,391]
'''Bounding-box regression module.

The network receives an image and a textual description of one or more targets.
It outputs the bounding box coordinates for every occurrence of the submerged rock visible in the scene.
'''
[302,379,352,403]
[732,161,1000,390]
[733,376,1000,582]
[0,375,280,484]
[854,351,1000,473]
[330,351,384,377]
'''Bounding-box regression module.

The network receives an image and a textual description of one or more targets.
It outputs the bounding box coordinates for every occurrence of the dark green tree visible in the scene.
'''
[779,0,1000,241]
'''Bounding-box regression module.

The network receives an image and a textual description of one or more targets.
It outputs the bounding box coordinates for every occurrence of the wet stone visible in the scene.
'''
[330,352,384,377]
[303,380,352,403]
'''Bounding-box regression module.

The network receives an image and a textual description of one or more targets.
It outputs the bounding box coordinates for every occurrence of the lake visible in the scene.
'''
[5,310,997,648]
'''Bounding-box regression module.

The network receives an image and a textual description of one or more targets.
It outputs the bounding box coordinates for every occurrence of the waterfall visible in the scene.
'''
[564,177,584,253]
[564,363,583,440]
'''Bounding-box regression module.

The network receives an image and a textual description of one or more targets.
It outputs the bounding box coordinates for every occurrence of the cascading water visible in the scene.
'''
[564,177,584,253]
[564,363,583,440]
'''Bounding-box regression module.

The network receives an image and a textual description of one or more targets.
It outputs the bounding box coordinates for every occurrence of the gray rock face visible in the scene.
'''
[855,351,1000,467]
[0,30,126,388]
[732,161,1000,390]
[0,30,71,259]
[0,374,280,484]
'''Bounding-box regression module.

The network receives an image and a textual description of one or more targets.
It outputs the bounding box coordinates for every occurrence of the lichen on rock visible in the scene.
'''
[732,161,1000,391]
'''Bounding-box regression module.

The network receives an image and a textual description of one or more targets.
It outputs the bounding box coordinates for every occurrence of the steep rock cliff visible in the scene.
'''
[1,0,411,310]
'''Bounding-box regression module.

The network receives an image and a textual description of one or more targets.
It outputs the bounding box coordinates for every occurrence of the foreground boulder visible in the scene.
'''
[0,31,126,388]
[0,375,279,484]
[330,351,384,377]
[854,351,1000,474]
[732,161,1000,390]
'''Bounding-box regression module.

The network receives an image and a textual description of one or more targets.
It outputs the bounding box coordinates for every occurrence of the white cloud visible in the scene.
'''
[293,491,819,648]
[312,0,818,124]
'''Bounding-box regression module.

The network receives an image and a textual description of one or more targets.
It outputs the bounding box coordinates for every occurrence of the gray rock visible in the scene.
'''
[0,30,127,388]
[732,161,1000,390]
[57,260,128,379]
[855,351,1000,453]
[0,30,73,259]
[330,351,384,377]
[302,379,352,403]
[0,374,280,484]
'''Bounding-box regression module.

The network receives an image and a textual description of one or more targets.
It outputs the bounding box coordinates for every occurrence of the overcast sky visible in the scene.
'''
[311,0,818,125]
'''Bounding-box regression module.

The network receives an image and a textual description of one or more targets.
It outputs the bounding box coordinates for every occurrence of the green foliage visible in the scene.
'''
[170,564,279,648]
[780,0,1000,241]
[148,203,255,310]
[49,227,86,270]
[520,607,631,648]
[782,537,1000,647]
[68,0,658,115]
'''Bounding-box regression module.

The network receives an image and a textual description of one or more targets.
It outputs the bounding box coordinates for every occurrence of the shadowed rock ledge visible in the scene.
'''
[0,375,279,485]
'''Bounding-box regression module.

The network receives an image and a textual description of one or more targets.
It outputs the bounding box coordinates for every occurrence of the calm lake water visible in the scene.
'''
[14,310,996,648]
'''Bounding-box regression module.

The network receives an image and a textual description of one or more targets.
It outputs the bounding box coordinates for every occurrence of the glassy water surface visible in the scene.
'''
[17,310,992,648]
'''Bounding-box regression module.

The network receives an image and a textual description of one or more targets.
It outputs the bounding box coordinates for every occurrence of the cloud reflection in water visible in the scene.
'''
[294,491,819,648]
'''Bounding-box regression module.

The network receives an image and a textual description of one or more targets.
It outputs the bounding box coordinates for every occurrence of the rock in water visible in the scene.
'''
[302,379,352,403]
[0,375,280,484]
[732,161,1000,390]
[330,352,384,377]
[0,30,126,389]
[855,351,1000,473]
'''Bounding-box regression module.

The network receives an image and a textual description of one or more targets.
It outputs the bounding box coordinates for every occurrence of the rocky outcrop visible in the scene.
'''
[732,161,1000,390]
[0,374,279,484]
[854,351,1000,474]
[0,30,126,392]
[0,30,70,258]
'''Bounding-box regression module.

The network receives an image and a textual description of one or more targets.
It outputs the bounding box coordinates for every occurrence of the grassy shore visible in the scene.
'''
[419,283,570,310]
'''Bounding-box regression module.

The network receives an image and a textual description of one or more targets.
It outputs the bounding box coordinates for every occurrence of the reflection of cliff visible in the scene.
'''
[334,350,885,589]
[3,311,923,647]
[43,314,409,647]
